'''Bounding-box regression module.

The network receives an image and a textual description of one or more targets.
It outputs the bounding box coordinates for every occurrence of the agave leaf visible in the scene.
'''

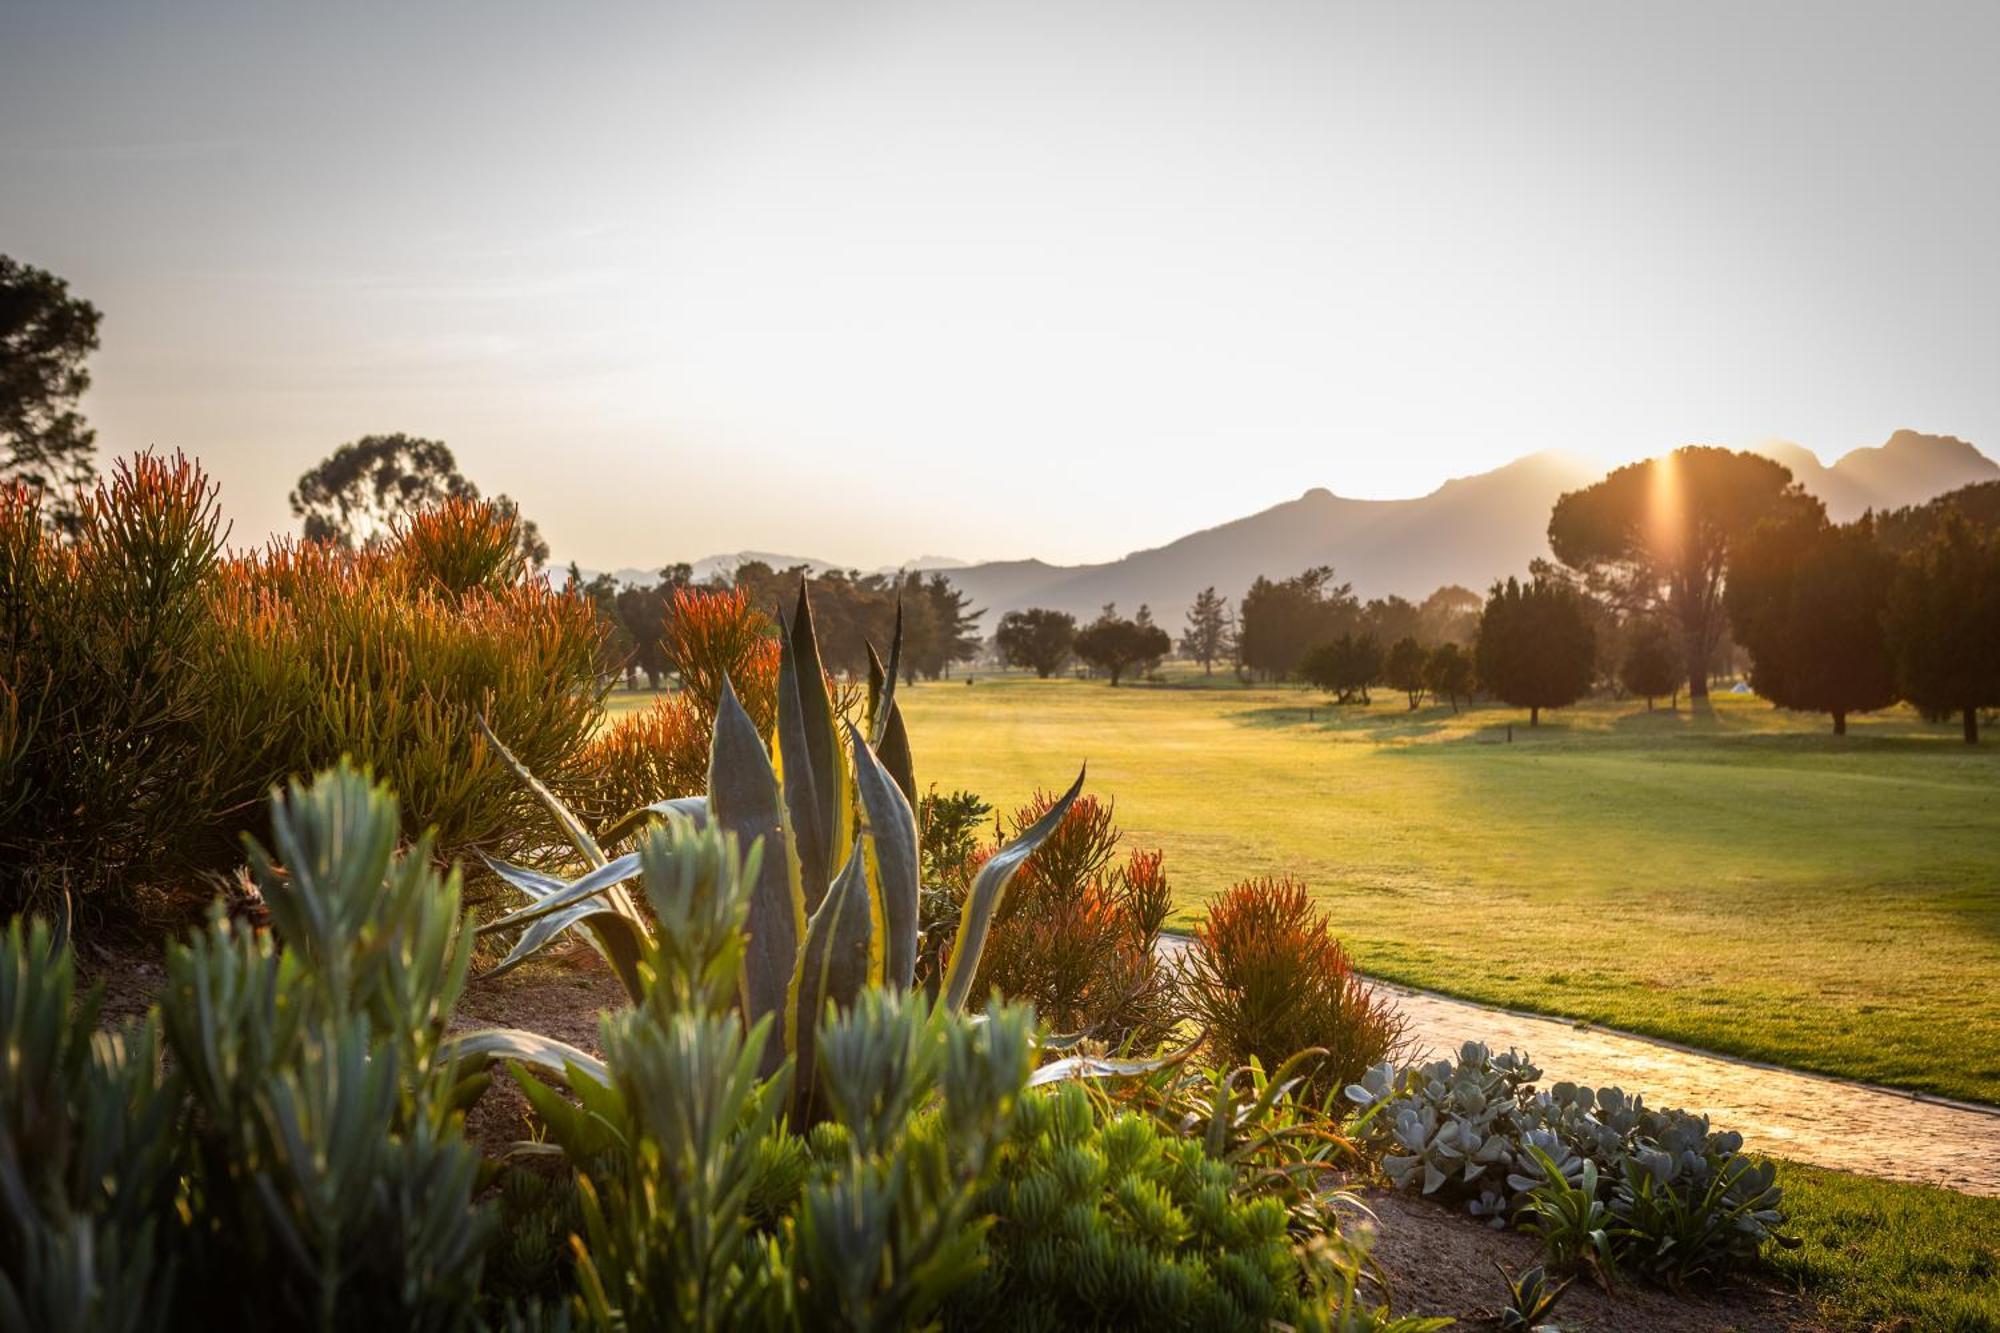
[442,1028,610,1089]
[478,713,606,868]
[479,852,570,902]
[477,901,597,982]
[782,580,853,905]
[475,854,643,935]
[599,795,709,849]
[786,838,875,1120]
[864,627,917,805]
[940,766,1087,1013]
[850,721,919,990]
[775,617,829,903]
[1027,1045,1196,1087]
[709,677,807,1054]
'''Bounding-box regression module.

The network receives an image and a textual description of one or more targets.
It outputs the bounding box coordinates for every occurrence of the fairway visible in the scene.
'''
[796,673,2000,1104]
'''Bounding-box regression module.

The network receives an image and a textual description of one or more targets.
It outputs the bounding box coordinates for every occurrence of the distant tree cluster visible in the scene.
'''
[1074,604,1171,685]
[730,561,982,681]
[995,607,1078,678]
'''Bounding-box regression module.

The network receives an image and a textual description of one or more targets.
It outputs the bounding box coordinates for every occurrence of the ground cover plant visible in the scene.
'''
[1345,1042,1794,1290]
[834,669,2000,1102]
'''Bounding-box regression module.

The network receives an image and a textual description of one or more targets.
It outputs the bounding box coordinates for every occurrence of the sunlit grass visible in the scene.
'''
[620,670,2000,1104]
[1769,1160,2000,1329]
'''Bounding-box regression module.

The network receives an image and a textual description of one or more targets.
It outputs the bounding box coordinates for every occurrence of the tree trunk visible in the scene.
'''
[1966,707,1980,745]
[1832,710,1846,736]
[1530,705,1540,726]
[1685,637,1709,702]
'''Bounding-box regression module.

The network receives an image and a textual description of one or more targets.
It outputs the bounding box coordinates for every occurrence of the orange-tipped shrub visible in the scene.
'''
[203,529,604,863]
[584,692,712,831]
[958,791,1180,1048]
[2,463,608,918]
[1,455,225,909]
[661,585,780,731]
[1182,876,1408,1095]
[393,494,530,597]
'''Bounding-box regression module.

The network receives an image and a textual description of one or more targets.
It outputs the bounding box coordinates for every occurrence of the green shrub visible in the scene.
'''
[1182,876,1409,1097]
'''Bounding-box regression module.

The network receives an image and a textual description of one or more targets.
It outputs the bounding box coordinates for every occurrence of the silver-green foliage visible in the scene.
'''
[514,814,1041,1332]
[479,584,1084,1118]
[0,764,528,1333]
[1345,1041,1792,1284]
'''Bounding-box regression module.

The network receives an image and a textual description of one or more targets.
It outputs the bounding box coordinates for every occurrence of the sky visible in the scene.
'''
[3,2,1997,569]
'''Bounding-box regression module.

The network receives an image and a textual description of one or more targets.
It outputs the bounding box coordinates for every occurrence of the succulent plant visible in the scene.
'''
[1345,1040,1793,1280]
[476,583,1084,1113]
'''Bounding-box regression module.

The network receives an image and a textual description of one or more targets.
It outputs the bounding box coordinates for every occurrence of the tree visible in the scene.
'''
[1874,480,2000,554]
[1238,566,1358,679]
[1,254,102,534]
[995,608,1077,678]
[1884,515,2000,744]
[914,572,983,679]
[1180,586,1232,674]
[1618,619,1681,710]
[1385,636,1429,710]
[1726,516,1899,734]
[1475,576,1595,725]
[1074,604,1172,685]
[1361,596,1421,650]
[1416,585,1483,647]
[290,432,549,564]
[1300,633,1381,705]
[1548,446,1819,703]
[1423,642,1474,713]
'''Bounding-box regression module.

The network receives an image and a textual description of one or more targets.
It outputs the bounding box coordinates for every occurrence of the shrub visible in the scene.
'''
[1182,876,1408,1096]
[0,454,224,913]
[0,765,503,1331]
[581,693,711,834]
[660,584,780,731]
[202,530,605,865]
[957,791,1179,1049]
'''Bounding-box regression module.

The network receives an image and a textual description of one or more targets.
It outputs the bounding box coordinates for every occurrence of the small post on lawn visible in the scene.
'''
[1506,723,1513,743]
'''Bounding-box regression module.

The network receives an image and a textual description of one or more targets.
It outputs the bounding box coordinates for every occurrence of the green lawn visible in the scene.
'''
[644,670,2000,1104]
[1771,1160,2000,1330]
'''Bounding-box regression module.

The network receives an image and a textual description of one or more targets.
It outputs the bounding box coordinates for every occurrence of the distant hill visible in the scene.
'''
[572,431,1997,629]
[565,550,969,589]
[1750,430,1999,522]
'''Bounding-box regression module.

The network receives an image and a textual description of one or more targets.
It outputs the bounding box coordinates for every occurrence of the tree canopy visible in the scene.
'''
[995,607,1077,678]
[289,433,549,564]
[1238,566,1357,679]
[1884,515,2000,743]
[1,254,102,534]
[1179,586,1233,675]
[1423,642,1474,713]
[1074,604,1172,685]
[1727,516,1898,733]
[1617,619,1680,709]
[1300,632,1381,705]
[1548,446,1817,701]
[1475,576,1595,725]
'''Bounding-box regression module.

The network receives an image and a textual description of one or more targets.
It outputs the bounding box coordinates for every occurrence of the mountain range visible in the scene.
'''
[581,430,1997,631]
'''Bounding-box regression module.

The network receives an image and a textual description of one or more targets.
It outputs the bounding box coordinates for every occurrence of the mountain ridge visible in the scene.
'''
[574,432,1996,630]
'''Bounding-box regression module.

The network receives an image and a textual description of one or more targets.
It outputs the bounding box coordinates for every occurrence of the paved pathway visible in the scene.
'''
[1159,936,2000,1196]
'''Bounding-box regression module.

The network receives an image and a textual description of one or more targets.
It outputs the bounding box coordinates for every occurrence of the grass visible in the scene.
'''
[1770,1160,2000,1330]
[639,670,2000,1105]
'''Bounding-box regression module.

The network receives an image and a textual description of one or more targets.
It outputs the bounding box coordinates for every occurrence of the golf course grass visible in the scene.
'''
[651,669,2000,1104]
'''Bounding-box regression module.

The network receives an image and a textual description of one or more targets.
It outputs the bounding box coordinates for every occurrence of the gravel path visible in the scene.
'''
[1159,936,2000,1196]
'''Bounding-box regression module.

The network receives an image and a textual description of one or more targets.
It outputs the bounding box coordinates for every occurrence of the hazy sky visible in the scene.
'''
[4,2,1997,568]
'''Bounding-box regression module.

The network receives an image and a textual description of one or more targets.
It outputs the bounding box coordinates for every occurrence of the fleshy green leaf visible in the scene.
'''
[850,721,919,990]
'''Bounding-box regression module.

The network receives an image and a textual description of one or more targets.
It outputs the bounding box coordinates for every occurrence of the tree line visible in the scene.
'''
[993,448,2000,741]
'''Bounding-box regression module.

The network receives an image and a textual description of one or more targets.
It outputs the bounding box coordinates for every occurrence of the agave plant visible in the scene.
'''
[476,583,1084,1107]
